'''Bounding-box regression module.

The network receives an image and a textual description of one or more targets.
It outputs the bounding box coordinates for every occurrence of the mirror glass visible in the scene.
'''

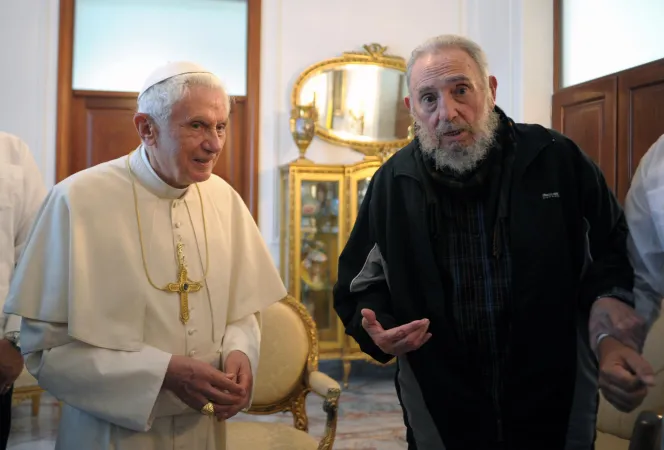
[296,63,411,143]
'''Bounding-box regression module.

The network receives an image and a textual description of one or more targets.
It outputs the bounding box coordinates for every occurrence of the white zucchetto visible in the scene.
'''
[138,61,212,98]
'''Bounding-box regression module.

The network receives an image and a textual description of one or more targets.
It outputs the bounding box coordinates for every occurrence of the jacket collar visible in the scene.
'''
[392,105,552,182]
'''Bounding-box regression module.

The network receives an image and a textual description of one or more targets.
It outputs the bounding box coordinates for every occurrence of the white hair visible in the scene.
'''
[406,34,490,96]
[137,72,231,125]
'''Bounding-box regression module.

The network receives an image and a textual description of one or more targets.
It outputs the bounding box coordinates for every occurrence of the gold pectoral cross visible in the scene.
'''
[167,242,202,324]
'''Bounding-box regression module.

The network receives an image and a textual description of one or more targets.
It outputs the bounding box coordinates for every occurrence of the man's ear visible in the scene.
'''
[488,76,498,104]
[404,96,411,110]
[133,113,158,146]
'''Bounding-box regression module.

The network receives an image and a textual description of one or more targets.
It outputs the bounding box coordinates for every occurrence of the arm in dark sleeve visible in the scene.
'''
[572,139,634,311]
[333,174,395,364]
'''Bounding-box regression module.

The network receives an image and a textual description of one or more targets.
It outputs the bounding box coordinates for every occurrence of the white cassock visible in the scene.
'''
[3,146,287,450]
[625,133,664,331]
[0,132,47,338]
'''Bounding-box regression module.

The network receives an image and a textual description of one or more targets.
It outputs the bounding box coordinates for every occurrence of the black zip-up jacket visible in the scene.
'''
[333,116,634,449]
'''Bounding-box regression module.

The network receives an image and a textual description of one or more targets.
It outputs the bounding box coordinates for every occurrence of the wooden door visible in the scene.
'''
[616,59,664,201]
[65,91,250,199]
[552,76,618,192]
[67,92,139,175]
[55,0,261,220]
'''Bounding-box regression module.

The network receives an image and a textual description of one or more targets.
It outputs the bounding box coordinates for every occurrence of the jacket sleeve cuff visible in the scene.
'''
[595,287,634,307]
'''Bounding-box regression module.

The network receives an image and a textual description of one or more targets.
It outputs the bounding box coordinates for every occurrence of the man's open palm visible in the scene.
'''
[361,308,431,355]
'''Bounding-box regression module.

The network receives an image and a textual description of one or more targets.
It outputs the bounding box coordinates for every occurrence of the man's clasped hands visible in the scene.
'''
[163,350,252,421]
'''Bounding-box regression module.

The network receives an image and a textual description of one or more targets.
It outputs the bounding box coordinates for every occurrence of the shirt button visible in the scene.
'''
[174,222,181,228]
[188,329,196,335]
[189,350,197,357]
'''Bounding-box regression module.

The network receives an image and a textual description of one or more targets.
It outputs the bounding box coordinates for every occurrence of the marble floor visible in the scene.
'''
[8,361,407,449]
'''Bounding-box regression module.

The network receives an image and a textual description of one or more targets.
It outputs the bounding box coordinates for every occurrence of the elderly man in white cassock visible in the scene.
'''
[3,61,287,450]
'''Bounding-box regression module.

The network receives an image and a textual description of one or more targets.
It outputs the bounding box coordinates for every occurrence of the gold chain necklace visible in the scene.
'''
[125,152,210,292]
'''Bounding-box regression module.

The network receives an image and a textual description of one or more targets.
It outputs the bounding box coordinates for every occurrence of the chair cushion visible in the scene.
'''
[13,368,38,389]
[226,421,318,450]
[252,301,310,406]
[595,430,629,450]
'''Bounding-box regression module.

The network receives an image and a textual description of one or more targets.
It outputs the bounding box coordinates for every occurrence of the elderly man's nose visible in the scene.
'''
[438,100,459,123]
[203,132,224,152]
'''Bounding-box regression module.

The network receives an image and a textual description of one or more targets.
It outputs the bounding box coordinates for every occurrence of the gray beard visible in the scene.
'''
[415,110,501,175]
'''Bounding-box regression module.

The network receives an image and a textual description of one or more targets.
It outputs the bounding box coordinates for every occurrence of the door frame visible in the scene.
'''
[54,0,262,220]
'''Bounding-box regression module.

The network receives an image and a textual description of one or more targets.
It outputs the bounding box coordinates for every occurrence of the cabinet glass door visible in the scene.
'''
[356,176,371,214]
[299,179,341,344]
[345,164,379,350]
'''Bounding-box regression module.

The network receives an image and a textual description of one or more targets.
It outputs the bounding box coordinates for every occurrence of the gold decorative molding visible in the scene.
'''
[342,43,405,66]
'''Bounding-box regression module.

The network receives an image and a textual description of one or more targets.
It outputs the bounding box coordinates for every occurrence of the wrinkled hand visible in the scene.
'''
[218,350,253,420]
[163,355,245,420]
[598,336,654,413]
[361,308,431,356]
[590,297,646,352]
[0,339,23,394]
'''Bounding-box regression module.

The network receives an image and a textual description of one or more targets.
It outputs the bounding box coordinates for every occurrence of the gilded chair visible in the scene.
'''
[12,367,43,416]
[595,311,664,449]
[226,296,342,449]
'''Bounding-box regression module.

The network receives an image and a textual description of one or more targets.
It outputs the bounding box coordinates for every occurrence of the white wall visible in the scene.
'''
[520,0,553,126]
[0,0,59,187]
[0,0,553,266]
[259,0,554,262]
[562,0,664,87]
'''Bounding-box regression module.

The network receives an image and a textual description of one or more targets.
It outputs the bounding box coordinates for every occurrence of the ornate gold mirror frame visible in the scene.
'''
[291,44,413,158]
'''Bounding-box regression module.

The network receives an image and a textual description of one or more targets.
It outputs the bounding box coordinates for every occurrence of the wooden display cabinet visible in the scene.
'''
[279,157,393,387]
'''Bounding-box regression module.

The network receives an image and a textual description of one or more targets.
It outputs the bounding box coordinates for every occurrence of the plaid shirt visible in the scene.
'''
[423,131,516,434]
[437,190,512,417]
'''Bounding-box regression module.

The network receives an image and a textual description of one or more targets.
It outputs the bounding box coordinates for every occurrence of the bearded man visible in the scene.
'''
[333,35,653,450]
